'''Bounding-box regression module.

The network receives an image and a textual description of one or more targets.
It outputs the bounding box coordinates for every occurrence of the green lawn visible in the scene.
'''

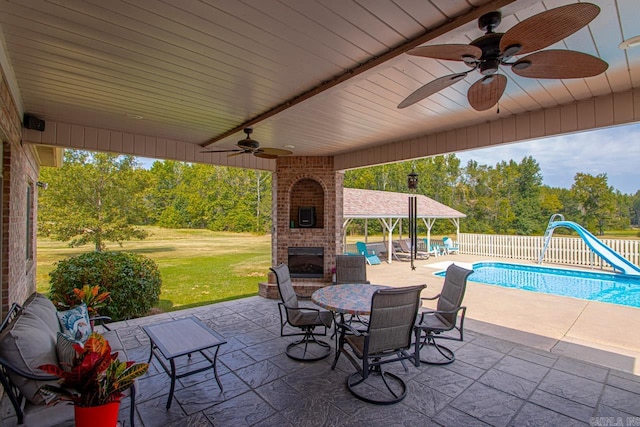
[37,227,272,313]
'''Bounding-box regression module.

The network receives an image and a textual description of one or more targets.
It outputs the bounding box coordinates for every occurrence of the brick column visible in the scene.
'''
[260,156,344,298]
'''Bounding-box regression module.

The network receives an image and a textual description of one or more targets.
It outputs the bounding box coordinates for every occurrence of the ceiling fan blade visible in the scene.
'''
[408,44,482,62]
[512,50,608,79]
[254,152,279,159]
[398,73,467,109]
[500,3,600,56]
[227,151,245,158]
[201,148,242,153]
[258,148,293,156]
[467,74,507,111]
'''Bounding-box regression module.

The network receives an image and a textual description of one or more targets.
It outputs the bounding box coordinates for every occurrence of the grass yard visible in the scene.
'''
[37,227,272,313]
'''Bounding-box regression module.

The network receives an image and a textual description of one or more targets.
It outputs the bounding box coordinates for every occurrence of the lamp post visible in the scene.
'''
[407,171,418,270]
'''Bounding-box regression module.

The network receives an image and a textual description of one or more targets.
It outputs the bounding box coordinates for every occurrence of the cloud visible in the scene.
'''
[456,123,640,194]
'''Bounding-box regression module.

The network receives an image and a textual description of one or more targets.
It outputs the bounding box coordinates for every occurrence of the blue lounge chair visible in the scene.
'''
[422,239,441,257]
[355,242,381,265]
[442,237,459,255]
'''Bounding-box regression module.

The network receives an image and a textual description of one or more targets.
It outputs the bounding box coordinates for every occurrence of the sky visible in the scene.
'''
[455,122,640,195]
[138,122,640,195]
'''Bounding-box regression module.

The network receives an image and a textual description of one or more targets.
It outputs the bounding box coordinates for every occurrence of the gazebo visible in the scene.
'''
[343,188,466,263]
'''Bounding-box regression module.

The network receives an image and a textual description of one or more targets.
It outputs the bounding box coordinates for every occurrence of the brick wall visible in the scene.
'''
[272,156,343,283]
[0,65,40,315]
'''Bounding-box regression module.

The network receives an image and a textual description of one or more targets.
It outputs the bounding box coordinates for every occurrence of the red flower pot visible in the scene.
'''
[74,401,120,427]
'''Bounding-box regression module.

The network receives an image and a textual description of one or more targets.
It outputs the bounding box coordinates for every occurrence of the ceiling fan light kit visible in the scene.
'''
[619,35,640,50]
[398,3,608,112]
[201,127,293,159]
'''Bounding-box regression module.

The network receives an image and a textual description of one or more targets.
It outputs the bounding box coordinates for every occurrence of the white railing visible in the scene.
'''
[458,233,640,271]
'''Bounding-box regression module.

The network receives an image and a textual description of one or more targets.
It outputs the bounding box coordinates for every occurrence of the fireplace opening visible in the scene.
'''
[288,247,324,278]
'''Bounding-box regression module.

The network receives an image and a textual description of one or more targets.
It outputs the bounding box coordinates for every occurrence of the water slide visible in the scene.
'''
[540,218,640,275]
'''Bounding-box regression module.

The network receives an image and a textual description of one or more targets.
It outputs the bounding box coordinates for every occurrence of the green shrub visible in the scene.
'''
[49,252,162,321]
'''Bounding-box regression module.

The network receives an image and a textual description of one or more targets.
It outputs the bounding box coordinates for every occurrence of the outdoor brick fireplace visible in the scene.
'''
[288,247,324,278]
[258,156,343,299]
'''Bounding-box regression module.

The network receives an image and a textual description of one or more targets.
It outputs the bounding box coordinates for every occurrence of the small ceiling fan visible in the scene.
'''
[398,3,608,112]
[202,127,293,159]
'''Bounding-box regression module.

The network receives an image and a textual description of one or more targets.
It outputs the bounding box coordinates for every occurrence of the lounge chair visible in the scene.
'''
[355,242,381,265]
[414,263,472,365]
[421,239,440,257]
[397,239,429,260]
[442,237,459,255]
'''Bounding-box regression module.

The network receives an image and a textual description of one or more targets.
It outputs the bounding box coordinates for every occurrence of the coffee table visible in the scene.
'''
[143,316,226,409]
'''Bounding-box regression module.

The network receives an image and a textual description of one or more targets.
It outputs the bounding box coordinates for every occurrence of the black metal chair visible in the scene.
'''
[414,263,473,366]
[334,284,425,405]
[271,264,333,361]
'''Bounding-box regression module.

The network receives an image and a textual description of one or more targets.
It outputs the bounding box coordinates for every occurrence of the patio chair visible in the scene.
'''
[335,284,425,404]
[442,237,460,255]
[335,255,370,285]
[422,239,441,257]
[389,241,411,262]
[355,242,381,265]
[414,263,473,366]
[397,239,430,260]
[270,264,333,361]
[335,254,371,330]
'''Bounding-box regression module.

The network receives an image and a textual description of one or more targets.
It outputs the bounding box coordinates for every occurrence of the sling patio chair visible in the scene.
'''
[414,263,473,366]
[271,264,333,361]
[334,284,425,404]
[334,254,371,330]
[335,254,370,285]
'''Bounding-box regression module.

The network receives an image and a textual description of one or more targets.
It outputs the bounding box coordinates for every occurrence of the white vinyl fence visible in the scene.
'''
[458,233,640,271]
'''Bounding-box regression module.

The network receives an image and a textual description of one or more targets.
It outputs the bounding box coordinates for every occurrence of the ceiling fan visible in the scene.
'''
[201,127,293,159]
[398,3,608,112]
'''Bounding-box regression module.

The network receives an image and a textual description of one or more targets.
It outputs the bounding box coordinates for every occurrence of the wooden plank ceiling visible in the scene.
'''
[0,0,637,163]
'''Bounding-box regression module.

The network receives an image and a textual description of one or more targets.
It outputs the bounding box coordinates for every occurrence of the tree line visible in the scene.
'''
[38,150,640,250]
[344,155,640,237]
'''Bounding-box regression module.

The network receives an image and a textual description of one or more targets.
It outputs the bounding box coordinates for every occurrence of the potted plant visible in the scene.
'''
[38,332,148,427]
[50,284,111,317]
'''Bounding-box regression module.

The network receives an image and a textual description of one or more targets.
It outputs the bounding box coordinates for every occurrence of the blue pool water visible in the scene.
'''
[435,262,640,308]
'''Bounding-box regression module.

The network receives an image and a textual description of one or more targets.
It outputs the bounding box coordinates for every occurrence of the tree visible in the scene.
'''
[38,151,149,251]
[632,190,640,227]
[571,173,616,235]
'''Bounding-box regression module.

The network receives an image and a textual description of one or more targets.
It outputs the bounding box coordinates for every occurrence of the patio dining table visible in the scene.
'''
[311,283,390,315]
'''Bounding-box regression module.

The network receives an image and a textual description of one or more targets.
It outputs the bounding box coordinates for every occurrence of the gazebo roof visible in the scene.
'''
[343,188,465,219]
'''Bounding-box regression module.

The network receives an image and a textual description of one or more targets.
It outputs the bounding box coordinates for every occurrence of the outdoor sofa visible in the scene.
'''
[0,292,134,427]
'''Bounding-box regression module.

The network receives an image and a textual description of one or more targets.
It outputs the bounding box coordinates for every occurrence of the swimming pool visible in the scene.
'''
[435,262,640,308]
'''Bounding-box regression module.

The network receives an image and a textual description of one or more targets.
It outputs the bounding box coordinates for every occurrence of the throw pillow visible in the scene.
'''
[56,332,81,371]
[56,303,92,343]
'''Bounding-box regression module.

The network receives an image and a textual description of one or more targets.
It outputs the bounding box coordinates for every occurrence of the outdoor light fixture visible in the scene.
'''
[619,35,640,50]
[36,181,48,189]
[407,171,418,191]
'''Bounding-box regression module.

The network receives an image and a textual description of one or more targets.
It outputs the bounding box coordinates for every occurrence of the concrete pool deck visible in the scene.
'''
[366,254,640,375]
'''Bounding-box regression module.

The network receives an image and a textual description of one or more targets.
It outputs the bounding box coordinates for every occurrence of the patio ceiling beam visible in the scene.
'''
[202,0,517,147]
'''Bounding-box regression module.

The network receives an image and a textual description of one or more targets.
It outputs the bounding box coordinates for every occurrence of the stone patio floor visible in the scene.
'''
[4,293,640,427]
